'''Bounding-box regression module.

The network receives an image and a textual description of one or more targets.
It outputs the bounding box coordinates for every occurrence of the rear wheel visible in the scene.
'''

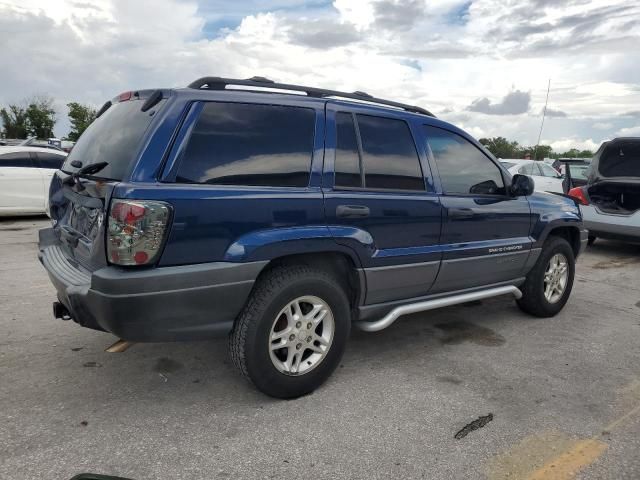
[517,236,575,317]
[229,265,350,399]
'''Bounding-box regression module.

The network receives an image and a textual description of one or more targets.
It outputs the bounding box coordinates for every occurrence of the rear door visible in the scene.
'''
[423,125,532,293]
[323,105,443,304]
[0,151,45,213]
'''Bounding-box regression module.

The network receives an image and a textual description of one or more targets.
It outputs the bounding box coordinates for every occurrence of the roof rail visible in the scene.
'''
[187,76,435,117]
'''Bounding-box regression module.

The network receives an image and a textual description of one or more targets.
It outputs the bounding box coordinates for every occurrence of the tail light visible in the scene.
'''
[107,199,171,266]
[567,186,589,206]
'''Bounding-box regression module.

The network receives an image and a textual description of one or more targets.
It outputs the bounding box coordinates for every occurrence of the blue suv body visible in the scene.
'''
[39,77,587,397]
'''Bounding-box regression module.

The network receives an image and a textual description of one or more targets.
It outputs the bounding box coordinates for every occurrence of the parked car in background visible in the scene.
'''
[38,77,586,398]
[500,159,564,193]
[568,138,640,244]
[0,146,67,216]
[560,159,591,188]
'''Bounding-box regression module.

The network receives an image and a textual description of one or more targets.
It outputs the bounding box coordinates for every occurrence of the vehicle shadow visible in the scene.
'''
[68,296,521,406]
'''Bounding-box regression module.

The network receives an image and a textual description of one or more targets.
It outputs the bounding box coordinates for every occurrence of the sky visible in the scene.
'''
[1,0,639,151]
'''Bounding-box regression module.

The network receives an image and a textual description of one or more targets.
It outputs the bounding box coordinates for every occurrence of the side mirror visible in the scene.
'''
[510,174,534,196]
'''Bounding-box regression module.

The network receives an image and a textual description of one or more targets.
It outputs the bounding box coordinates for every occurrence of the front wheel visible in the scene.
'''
[517,236,575,317]
[229,265,350,399]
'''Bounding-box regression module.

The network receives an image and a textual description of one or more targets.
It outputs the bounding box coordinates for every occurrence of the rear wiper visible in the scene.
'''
[63,161,109,188]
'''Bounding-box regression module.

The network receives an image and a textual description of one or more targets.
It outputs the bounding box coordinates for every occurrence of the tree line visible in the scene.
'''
[479,136,593,160]
[1,97,596,159]
[0,96,96,142]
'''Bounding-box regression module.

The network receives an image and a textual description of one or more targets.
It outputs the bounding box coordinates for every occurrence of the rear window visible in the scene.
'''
[599,142,640,177]
[175,102,315,187]
[62,99,165,180]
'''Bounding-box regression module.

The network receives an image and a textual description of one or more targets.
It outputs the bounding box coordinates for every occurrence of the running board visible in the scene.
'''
[356,285,523,332]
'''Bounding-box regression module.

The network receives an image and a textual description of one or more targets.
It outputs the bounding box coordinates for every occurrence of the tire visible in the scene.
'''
[517,236,575,317]
[229,264,351,399]
[587,235,596,246]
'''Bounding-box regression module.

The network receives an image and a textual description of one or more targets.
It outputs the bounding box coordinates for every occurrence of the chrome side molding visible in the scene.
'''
[356,285,523,332]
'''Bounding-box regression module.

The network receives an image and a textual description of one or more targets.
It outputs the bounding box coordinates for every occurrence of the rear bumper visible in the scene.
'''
[38,228,266,341]
[582,205,640,240]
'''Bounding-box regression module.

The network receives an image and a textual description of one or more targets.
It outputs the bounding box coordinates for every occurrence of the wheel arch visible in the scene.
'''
[545,225,581,259]
[256,251,364,311]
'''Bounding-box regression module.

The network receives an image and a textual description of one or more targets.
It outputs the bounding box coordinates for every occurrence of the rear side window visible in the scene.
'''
[36,152,65,169]
[357,114,424,190]
[425,126,505,195]
[176,102,315,187]
[63,99,166,180]
[0,152,34,167]
[334,112,362,188]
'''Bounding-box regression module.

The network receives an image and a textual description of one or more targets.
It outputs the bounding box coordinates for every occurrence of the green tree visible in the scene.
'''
[558,148,593,158]
[478,137,521,159]
[67,102,97,141]
[0,104,29,139]
[25,96,56,139]
[530,145,553,160]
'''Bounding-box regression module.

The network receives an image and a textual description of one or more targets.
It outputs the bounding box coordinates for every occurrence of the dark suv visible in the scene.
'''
[39,77,587,398]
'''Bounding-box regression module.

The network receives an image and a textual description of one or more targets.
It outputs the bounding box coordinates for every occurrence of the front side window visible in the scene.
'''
[36,152,65,169]
[357,114,425,190]
[518,163,538,175]
[540,163,560,178]
[176,102,316,187]
[425,125,505,195]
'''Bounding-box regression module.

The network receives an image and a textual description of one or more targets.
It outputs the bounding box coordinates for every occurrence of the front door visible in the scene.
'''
[323,106,443,305]
[0,151,45,213]
[422,125,533,293]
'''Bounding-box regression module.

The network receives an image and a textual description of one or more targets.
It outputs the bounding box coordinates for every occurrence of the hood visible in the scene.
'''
[589,138,640,183]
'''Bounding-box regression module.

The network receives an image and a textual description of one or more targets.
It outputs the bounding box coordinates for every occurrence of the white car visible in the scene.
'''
[500,159,564,193]
[0,146,67,216]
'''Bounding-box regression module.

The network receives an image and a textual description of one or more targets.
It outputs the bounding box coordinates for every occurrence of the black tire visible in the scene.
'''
[517,236,575,317]
[587,235,596,246]
[229,264,351,399]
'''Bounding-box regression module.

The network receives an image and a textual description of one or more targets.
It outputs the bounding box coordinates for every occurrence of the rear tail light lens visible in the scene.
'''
[107,199,171,266]
[567,186,589,206]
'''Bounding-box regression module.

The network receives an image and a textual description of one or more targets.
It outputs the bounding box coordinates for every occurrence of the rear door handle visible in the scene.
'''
[336,205,370,218]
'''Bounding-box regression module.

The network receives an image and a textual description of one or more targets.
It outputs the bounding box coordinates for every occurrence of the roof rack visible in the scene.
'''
[188,76,435,117]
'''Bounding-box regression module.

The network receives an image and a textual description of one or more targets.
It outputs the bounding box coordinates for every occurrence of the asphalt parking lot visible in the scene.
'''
[1,218,639,480]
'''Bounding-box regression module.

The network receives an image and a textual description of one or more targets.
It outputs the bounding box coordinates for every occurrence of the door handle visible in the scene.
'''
[336,205,370,218]
[448,208,475,219]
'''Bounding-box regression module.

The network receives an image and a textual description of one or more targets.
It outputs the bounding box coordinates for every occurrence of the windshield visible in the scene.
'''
[62,99,165,180]
[500,161,516,169]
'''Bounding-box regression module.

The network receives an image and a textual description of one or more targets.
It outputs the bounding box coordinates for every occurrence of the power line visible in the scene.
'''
[533,79,551,160]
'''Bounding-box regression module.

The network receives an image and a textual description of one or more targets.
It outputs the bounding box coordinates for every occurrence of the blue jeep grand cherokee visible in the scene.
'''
[39,76,587,398]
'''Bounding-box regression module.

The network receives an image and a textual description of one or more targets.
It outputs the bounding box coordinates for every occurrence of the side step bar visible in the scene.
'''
[356,285,522,332]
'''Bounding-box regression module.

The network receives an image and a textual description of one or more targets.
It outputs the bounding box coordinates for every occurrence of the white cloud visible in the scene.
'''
[547,138,602,152]
[616,125,640,137]
[0,0,638,152]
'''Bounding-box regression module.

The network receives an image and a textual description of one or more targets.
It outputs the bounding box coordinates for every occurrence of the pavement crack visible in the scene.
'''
[454,413,493,439]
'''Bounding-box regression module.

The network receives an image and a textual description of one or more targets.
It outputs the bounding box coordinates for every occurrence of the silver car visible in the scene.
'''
[568,138,640,244]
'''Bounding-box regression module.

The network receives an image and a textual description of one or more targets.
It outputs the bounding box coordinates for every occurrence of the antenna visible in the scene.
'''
[533,79,551,160]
